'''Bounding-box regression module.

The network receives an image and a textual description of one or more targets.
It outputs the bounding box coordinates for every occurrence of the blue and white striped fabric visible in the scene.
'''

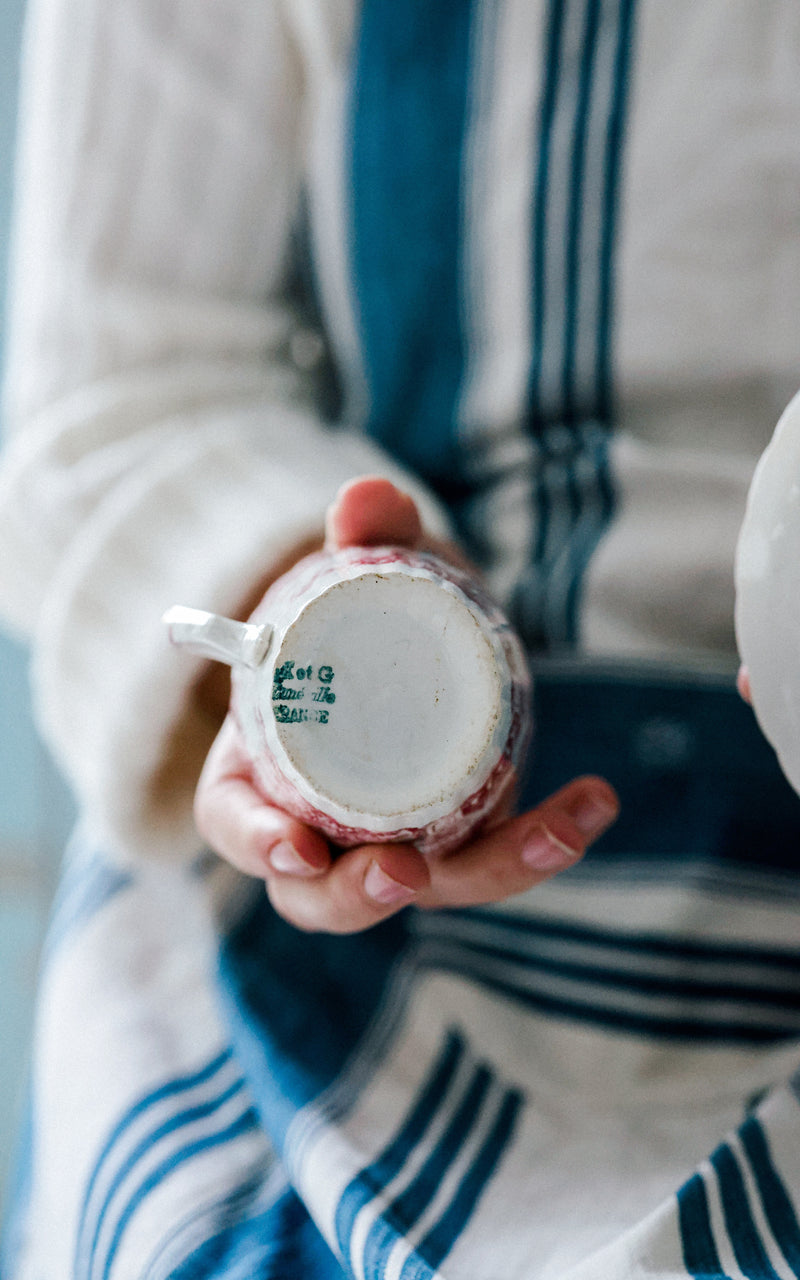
[6,671,800,1279]
[318,0,637,649]
[6,2,800,1276]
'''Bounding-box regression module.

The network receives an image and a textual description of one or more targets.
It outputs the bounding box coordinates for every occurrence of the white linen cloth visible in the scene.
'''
[3,3,800,1277]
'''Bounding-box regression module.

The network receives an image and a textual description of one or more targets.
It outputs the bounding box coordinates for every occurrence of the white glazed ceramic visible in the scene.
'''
[735,389,800,794]
[165,546,532,854]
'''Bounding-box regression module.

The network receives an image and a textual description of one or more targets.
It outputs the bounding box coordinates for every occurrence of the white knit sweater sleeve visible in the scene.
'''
[0,0,450,864]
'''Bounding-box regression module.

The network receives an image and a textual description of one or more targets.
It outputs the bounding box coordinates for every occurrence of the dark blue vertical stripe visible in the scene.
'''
[560,431,613,643]
[558,0,603,646]
[740,1116,800,1276]
[712,1142,782,1280]
[562,0,602,426]
[677,1172,732,1280]
[529,0,566,434]
[596,0,636,422]
[562,0,635,644]
[350,0,475,484]
[360,1065,492,1276]
[518,0,637,648]
[334,1029,466,1263]
[409,1086,524,1276]
[528,0,566,575]
[562,0,638,640]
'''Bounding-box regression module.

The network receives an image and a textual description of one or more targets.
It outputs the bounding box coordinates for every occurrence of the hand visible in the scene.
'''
[194,476,620,933]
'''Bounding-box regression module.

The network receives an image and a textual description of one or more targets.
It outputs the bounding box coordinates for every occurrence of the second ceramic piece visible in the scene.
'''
[735,388,800,795]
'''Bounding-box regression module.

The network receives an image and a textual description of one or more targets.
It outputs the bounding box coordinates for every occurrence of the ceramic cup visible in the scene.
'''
[164,545,532,854]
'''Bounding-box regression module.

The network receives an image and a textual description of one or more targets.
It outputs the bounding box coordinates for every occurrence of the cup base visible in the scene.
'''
[264,569,505,828]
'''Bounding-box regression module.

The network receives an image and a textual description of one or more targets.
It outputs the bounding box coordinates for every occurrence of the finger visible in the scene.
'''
[266,840,432,934]
[325,475,423,549]
[416,775,619,910]
[197,776,330,881]
[265,775,618,933]
[194,719,331,880]
[737,663,752,704]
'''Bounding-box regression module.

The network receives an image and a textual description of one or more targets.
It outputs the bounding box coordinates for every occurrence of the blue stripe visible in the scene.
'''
[417,948,800,1045]
[518,0,637,647]
[712,1142,782,1280]
[439,907,800,975]
[410,910,800,1042]
[349,0,475,487]
[562,0,602,425]
[529,0,566,435]
[360,1065,492,1276]
[561,422,615,635]
[418,933,800,1013]
[98,1107,259,1280]
[677,1171,732,1279]
[407,1086,525,1277]
[563,0,636,634]
[75,1049,234,1273]
[334,1028,465,1265]
[740,1115,800,1277]
[85,1076,247,1280]
[596,0,636,419]
[528,0,566,578]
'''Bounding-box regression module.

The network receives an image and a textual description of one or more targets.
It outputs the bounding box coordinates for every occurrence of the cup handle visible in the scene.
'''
[162,605,273,670]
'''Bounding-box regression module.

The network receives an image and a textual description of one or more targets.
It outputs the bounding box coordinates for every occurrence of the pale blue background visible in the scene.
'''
[0,0,76,1209]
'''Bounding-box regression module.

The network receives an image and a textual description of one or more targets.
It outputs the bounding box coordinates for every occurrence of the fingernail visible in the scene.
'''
[269,841,319,877]
[568,791,619,840]
[521,824,580,871]
[364,861,417,906]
